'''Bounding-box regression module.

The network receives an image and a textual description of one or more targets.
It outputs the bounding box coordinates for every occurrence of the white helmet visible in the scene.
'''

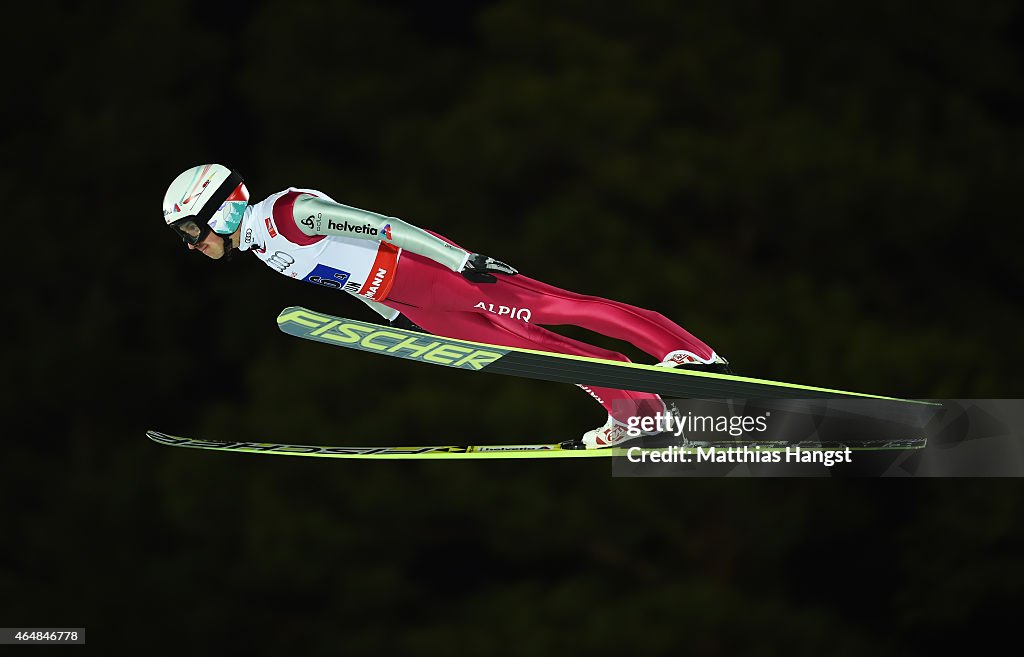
[163,164,249,248]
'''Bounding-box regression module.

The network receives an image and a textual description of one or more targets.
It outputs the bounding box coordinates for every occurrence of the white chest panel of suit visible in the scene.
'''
[239,188,400,301]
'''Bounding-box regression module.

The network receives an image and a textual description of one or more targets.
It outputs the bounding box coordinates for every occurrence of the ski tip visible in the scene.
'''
[275,306,312,329]
[276,306,311,317]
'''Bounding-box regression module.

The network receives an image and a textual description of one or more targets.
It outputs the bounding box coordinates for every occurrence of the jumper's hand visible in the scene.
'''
[461,253,518,283]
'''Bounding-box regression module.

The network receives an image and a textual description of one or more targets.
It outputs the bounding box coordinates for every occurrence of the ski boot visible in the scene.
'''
[560,415,638,450]
[657,350,733,374]
[577,415,637,449]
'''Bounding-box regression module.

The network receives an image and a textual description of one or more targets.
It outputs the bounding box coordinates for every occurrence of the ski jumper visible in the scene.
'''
[238,189,721,424]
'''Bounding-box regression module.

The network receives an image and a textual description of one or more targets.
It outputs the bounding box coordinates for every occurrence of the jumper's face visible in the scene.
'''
[187,230,228,259]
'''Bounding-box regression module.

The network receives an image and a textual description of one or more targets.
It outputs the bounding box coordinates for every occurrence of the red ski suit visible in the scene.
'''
[381,237,718,424]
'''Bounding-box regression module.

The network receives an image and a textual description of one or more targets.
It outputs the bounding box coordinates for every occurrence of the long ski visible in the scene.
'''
[277,306,936,412]
[146,430,925,460]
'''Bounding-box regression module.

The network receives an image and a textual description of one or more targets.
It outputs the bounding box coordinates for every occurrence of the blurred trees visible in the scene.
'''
[1,0,1022,652]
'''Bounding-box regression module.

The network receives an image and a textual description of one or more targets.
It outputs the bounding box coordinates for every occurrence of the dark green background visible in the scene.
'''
[2,0,1022,653]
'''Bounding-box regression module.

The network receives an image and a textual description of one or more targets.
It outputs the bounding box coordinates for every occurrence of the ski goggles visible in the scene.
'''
[169,217,210,245]
[169,199,247,246]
